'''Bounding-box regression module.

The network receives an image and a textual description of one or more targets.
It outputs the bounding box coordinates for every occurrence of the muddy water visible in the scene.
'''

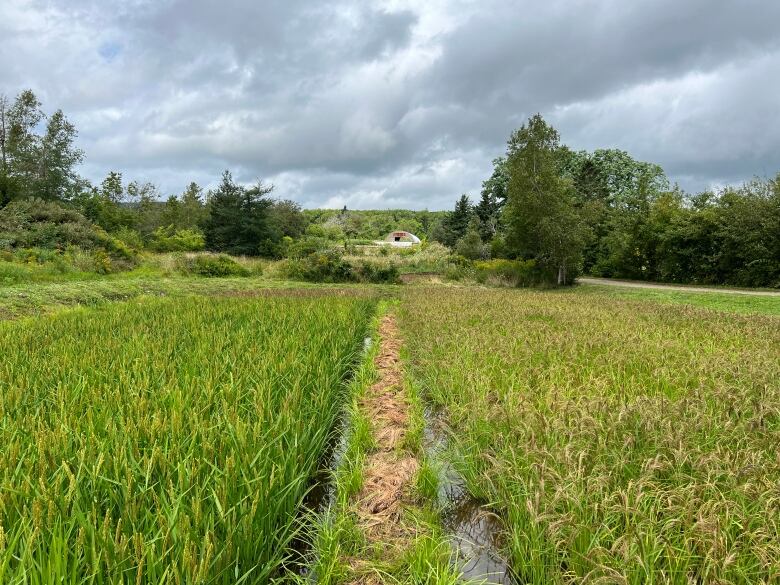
[293,336,374,577]
[424,414,513,584]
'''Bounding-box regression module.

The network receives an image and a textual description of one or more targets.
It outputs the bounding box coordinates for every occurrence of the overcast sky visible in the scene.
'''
[2,0,779,209]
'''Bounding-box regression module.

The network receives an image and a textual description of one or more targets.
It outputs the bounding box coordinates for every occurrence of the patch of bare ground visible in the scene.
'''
[347,314,420,578]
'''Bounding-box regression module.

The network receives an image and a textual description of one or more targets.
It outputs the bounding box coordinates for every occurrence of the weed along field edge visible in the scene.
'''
[1,280,779,583]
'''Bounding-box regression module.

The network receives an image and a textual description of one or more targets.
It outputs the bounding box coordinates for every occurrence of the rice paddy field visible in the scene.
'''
[400,287,780,584]
[0,293,375,583]
[2,274,780,584]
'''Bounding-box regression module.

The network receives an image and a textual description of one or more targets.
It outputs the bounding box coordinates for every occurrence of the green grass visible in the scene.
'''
[0,257,102,285]
[0,293,376,583]
[400,286,780,584]
[576,283,780,316]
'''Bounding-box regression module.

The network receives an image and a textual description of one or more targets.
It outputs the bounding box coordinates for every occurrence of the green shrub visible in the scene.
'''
[178,253,250,277]
[353,261,400,284]
[0,198,138,269]
[112,227,145,250]
[278,250,400,284]
[455,230,489,260]
[286,237,330,259]
[294,250,354,283]
[443,263,471,281]
[93,250,114,274]
[473,258,537,287]
[149,226,206,252]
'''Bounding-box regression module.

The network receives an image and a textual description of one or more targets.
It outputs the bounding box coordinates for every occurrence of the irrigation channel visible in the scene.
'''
[295,310,512,582]
[424,413,512,584]
[291,336,374,575]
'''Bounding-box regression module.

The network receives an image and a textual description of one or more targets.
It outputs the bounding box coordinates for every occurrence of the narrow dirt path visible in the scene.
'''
[348,314,419,581]
[579,276,780,297]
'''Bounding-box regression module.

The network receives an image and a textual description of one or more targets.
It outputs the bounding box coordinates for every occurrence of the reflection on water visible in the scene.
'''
[424,414,513,584]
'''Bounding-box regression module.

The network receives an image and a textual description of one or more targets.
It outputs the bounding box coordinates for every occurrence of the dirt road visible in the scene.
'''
[578,277,780,297]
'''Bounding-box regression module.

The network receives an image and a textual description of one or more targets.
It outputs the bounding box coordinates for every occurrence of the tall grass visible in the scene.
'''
[0,294,375,583]
[400,287,780,584]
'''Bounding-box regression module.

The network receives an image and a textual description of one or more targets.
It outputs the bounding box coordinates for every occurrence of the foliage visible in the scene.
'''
[503,114,585,285]
[159,182,208,230]
[0,247,106,285]
[178,253,251,277]
[285,236,330,259]
[111,226,145,250]
[268,199,307,240]
[475,156,508,240]
[148,225,205,252]
[352,261,400,284]
[0,90,83,205]
[344,242,460,275]
[202,170,278,256]
[0,198,137,268]
[303,208,446,243]
[434,194,473,247]
[454,217,488,260]
[0,294,375,583]
[280,250,399,284]
[468,115,780,288]
[70,171,139,233]
[473,258,537,287]
[282,250,354,283]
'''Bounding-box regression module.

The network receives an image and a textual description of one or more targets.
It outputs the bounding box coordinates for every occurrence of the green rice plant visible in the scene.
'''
[0,294,375,583]
[414,459,441,504]
[394,515,463,585]
[399,286,780,584]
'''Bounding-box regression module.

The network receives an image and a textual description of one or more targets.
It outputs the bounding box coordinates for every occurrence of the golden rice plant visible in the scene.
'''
[400,286,780,584]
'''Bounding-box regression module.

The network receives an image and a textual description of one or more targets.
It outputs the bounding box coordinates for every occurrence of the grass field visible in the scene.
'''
[576,283,780,316]
[400,286,780,584]
[0,293,375,583]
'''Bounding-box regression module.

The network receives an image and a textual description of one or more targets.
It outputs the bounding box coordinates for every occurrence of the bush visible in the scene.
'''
[285,237,330,259]
[178,254,250,277]
[278,250,400,284]
[289,250,354,283]
[149,226,206,252]
[112,227,145,250]
[353,262,400,284]
[0,198,138,269]
[455,230,489,260]
[473,259,537,287]
[443,263,471,281]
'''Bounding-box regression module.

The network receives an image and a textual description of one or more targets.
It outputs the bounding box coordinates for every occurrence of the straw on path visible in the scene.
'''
[350,313,420,563]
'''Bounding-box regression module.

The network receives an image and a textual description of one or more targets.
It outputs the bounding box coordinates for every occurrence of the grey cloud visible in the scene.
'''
[2,0,779,208]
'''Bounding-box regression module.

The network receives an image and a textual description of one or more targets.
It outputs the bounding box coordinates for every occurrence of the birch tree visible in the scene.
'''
[504,114,585,285]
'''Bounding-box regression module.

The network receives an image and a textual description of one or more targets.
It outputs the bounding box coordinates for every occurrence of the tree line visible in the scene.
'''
[0,90,309,257]
[435,114,780,287]
[2,89,778,287]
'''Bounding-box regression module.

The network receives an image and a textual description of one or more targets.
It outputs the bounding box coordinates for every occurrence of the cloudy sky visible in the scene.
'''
[2,0,779,209]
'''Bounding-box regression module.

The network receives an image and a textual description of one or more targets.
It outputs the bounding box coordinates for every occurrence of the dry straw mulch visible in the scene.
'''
[352,314,419,547]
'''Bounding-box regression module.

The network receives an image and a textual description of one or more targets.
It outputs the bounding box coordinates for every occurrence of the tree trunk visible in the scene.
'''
[557,263,566,286]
